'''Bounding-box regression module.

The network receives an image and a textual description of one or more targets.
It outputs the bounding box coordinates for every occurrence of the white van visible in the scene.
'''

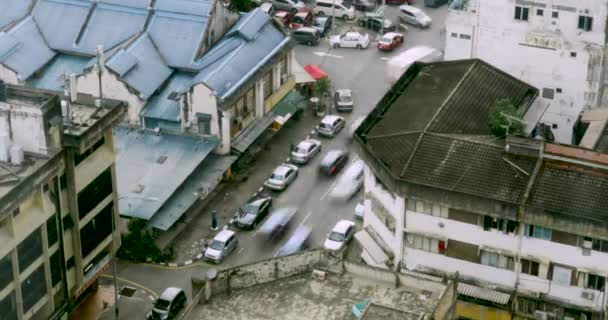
[313,0,356,20]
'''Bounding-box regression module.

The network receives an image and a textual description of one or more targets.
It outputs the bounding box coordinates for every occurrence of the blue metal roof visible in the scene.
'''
[192,9,289,99]
[32,0,148,55]
[142,72,194,122]
[0,17,56,81]
[0,0,33,30]
[106,33,173,99]
[147,0,212,70]
[114,125,219,222]
[27,54,90,91]
[98,0,150,9]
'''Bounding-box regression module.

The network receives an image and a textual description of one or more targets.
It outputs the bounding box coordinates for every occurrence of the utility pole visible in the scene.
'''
[95,45,105,101]
[380,0,385,36]
[331,0,336,35]
[111,207,119,320]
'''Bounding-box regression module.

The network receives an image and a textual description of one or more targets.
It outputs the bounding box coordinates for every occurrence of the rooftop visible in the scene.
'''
[0,0,32,30]
[26,54,90,91]
[142,72,194,122]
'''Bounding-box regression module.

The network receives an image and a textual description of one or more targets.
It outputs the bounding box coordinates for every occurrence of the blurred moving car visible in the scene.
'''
[335,89,354,112]
[347,0,376,11]
[204,230,238,263]
[324,220,356,251]
[349,115,366,138]
[148,287,187,320]
[292,27,321,45]
[272,0,305,12]
[276,225,312,257]
[290,10,313,29]
[291,138,322,164]
[385,46,443,84]
[312,16,332,37]
[274,10,294,26]
[399,5,432,28]
[329,159,365,199]
[357,14,396,33]
[317,115,345,137]
[313,0,356,20]
[377,32,404,51]
[258,207,297,242]
[319,149,349,176]
[234,195,273,230]
[330,31,370,49]
[264,163,299,191]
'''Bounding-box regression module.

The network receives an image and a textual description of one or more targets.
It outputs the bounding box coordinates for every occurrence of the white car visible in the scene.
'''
[291,139,322,164]
[324,220,356,251]
[264,163,299,191]
[272,0,305,12]
[334,89,354,112]
[330,32,369,49]
[329,159,365,199]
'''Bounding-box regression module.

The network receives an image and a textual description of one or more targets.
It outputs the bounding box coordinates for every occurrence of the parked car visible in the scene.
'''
[264,163,299,191]
[377,32,404,51]
[272,0,305,12]
[357,14,396,33]
[312,16,332,37]
[274,10,294,26]
[317,115,345,137]
[204,229,238,263]
[290,10,313,29]
[233,195,273,230]
[260,2,276,14]
[319,149,349,176]
[291,138,322,164]
[329,159,364,199]
[330,31,370,49]
[148,287,187,320]
[334,89,354,112]
[377,0,415,4]
[292,27,321,45]
[347,0,376,11]
[324,220,356,251]
[313,0,356,20]
[399,5,432,28]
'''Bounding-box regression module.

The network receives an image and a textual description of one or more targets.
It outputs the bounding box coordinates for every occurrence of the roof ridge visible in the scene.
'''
[74,0,97,46]
[367,131,421,140]
[399,60,478,177]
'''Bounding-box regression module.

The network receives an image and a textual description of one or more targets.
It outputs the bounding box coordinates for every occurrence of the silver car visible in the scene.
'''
[264,164,299,191]
[204,229,238,263]
[291,139,322,164]
[335,89,354,112]
[317,115,345,137]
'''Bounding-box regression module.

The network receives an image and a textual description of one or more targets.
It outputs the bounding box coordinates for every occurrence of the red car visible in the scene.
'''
[274,10,294,26]
[289,11,313,29]
[377,32,404,51]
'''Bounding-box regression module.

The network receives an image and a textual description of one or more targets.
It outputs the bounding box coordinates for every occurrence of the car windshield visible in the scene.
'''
[320,122,331,129]
[380,36,392,43]
[209,240,225,250]
[295,146,308,153]
[270,172,285,180]
[292,17,304,23]
[329,231,345,242]
[154,299,170,311]
[313,19,324,27]
[338,95,352,103]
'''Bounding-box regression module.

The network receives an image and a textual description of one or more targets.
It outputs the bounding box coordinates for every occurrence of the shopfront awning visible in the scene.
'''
[293,59,315,83]
[355,229,389,265]
[231,111,276,154]
[457,282,512,305]
[304,64,328,80]
[272,91,306,125]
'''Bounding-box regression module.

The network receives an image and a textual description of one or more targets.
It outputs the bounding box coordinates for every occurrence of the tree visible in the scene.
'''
[230,0,252,12]
[488,99,525,137]
[117,219,174,263]
[314,77,332,98]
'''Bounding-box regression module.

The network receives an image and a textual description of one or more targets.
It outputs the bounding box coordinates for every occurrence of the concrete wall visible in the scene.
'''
[200,0,239,57]
[190,84,220,137]
[0,64,19,85]
[0,103,48,155]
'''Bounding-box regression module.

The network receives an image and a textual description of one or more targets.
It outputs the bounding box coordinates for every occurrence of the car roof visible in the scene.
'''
[343,159,365,176]
[298,139,320,149]
[275,11,290,17]
[383,32,402,38]
[274,164,293,175]
[344,32,362,36]
[160,287,183,301]
[321,115,343,124]
[214,229,235,242]
[295,11,310,17]
[400,5,421,13]
[315,16,328,22]
[333,220,355,233]
[336,89,352,96]
[295,27,318,32]
[322,149,346,164]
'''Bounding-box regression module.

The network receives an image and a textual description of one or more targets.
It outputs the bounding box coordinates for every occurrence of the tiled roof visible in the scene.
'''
[0,0,33,30]
[0,16,56,81]
[192,8,289,99]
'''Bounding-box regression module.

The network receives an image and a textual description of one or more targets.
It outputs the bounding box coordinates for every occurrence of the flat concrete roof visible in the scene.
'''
[187,272,442,320]
[0,152,57,199]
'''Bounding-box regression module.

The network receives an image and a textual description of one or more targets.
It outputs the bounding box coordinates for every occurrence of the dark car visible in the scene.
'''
[312,16,332,37]
[357,14,396,33]
[319,150,349,176]
[234,195,273,230]
[347,0,376,11]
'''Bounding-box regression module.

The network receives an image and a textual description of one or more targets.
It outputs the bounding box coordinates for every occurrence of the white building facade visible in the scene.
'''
[444,0,608,144]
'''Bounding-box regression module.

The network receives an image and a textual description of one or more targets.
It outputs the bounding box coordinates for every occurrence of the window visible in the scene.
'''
[46,216,58,247]
[459,34,471,40]
[21,265,46,312]
[50,251,62,286]
[517,297,537,315]
[407,234,445,254]
[77,168,113,219]
[0,255,13,290]
[578,15,593,31]
[197,113,212,135]
[592,238,608,253]
[480,250,515,270]
[556,88,562,93]
[536,9,543,16]
[587,274,605,291]
[59,173,67,190]
[521,259,539,276]
[550,265,573,286]
[483,216,518,234]
[514,6,529,21]
[280,57,288,85]
[542,88,555,99]
[524,224,551,240]
[552,11,558,18]
[263,71,273,99]
[570,51,577,57]
[17,229,42,273]
[80,202,114,258]
[450,32,457,38]
[0,291,17,320]
[63,215,74,230]
[66,256,75,269]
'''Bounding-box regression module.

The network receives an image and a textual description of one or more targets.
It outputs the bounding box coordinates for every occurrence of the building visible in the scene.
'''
[0,83,126,320]
[444,0,608,144]
[186,249,457,320]
[354,59,608,319]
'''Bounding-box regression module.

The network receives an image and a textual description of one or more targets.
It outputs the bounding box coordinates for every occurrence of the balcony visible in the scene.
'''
[519,274,604,312]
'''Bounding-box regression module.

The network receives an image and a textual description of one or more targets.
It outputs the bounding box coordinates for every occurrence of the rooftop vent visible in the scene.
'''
[505,136,541,157]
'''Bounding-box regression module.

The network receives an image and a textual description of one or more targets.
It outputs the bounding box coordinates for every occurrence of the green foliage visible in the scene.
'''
[116,219,174,263]
[488,99,524,137]
[230,0,252,11]
[314,77,332,98]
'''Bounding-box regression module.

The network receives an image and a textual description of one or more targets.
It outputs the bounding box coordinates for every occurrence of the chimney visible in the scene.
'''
[0,80,6,102]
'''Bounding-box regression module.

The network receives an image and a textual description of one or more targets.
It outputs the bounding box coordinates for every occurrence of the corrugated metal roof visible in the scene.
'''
[457,282,511,305]
[114,125,218,221]
[0,0,33,30]
[142,72,194,121]
[98,0,150,9]
[147,0,212,70]
[192,9,288,98]
[231,111,275,153]
[32,0,93,52]
[0,17,56,81]
[106,33,173,99]
[149,154,236,230]
[27,54,90,91]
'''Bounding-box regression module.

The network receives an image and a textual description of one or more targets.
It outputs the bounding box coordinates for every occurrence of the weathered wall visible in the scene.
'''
[0,64,19,84]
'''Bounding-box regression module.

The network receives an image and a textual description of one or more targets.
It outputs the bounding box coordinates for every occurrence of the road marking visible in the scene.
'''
[237,248,244,255]
[380,57,390,61]
[100,274,159,298]
[301,210,313,225]
[313,51,343,59]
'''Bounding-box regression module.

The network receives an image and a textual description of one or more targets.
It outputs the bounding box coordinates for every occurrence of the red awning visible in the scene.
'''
[303,64,328,80]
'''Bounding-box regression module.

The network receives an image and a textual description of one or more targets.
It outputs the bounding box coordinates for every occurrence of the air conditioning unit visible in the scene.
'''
[535,311,548,320]
[581,290,595,301]
[312,270,326,281]
[583,239,592,249]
